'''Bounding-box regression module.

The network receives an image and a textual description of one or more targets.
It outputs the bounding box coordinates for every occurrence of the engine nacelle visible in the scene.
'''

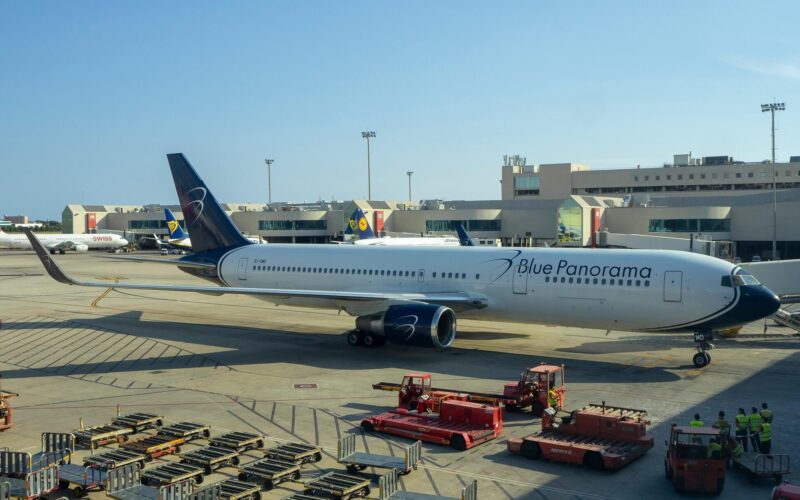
[74,244,89,253]
[356,304,457,348]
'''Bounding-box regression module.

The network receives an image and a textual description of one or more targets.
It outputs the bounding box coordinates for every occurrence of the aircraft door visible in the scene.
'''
[512,260,528,294]
[238,258,248,280]
[663,271,682,302]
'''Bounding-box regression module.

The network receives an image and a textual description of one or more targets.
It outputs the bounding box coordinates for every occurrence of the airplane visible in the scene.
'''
[24,153,781,368]
[1,228,128,254]
[456,224,476,247]
[144,208,262,252]
[343,208,461,246]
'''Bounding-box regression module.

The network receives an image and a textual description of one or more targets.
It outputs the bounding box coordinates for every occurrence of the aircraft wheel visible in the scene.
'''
[346,331,363,346]
[693,352,709,368]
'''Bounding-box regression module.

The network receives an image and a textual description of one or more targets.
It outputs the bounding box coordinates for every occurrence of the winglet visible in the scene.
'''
[22,228,78,285]
[456,224,476,247]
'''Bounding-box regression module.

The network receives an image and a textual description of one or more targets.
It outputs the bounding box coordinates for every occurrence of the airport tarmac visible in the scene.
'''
[0,251,798,499]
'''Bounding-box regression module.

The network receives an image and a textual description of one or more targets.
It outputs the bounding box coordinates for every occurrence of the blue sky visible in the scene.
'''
[2,1,799,219]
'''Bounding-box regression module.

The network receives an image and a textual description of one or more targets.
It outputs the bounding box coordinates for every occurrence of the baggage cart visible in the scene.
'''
[237,457,301,490]
[264,442,322,465]
[217,478,261,499]
[106,464,194,500]
[337,435,421,475]
[120,435,186,461]
[83,449,147,471]
[180,446,241,475]
[303,471,371,499]
[113,412,164,433]
[283,496,328,500]
[733,452,791,483]
[0,466,59,500]
[191,483,222,500]
[74,424,133,450]
[209,432,265,452]
[0,433,74,477]
[141,462,204,487]
[379,470,478,500]
[159,422,212,441]
[57,464,108,498]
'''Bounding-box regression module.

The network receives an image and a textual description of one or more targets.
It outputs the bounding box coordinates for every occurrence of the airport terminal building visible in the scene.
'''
[62,153,800,260]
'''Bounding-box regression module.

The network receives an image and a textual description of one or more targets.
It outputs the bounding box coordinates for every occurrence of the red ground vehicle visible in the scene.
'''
[508,403,653,470]
[0,379,18,432]
[362,399,503,450]
[664,425,726,494]
[773,481,800,499]
[373,364,565,416]
[502,364,565,415]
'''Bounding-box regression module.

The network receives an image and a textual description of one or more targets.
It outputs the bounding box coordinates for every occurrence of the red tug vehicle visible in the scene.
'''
[663,424,727,494]
[372,363,565,416]
[508,402,654,470]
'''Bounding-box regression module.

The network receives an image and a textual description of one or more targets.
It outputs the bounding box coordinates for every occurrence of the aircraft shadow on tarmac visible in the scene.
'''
[0,311,680,384]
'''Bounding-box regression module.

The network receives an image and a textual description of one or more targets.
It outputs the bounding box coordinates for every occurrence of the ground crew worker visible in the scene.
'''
[712,411,730,437]
[759,421,772,453]
[690,413,703,427]
[547,388,559,409]
[729,437,743,458]
[760,402,773,423]
[707,438,723,459]
[748,406,762,450]
[735,408,749,452]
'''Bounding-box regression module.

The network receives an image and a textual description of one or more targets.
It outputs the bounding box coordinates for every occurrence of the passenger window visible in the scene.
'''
[368,270,373,275]
[411,271,415,277]
[380,270,385,276]
[610,279,615,285]
[593,278,598,284]
[475,274,480,280]
[448,273,453,278]
[601,279,606,285]
[576,277,581,284]
[644,280,650,287]
[636,280,641,286]
[619,280,623,286]
[568,277,573,284]
[627,279,632,286]
[433,272,437,278]
[560,277,566,283]
[392,271,397,276]
[405,271,410,277]
[545,276,550,283]
[462,273,466,279]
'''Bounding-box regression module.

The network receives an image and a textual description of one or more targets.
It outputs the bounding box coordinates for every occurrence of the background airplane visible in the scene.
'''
[24,154,781,368]
[1,229,128,254]
[343,208,462,246]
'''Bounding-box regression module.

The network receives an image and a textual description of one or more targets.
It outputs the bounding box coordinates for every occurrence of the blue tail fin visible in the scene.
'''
[456,224,476,246]
[164,208,188,239]
[167,153,250,253]
[346,208,375,239]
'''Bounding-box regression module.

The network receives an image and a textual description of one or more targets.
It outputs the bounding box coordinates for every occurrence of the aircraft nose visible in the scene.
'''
[120,238,129,246]
[739,285,781,321]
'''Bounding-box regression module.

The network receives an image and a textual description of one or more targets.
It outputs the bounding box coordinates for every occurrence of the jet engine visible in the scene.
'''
[355,304,456,348]
[74,244,89,253]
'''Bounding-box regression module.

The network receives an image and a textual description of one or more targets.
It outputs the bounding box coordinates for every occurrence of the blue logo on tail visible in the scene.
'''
[345,208,375,239]
[164,208,188,239]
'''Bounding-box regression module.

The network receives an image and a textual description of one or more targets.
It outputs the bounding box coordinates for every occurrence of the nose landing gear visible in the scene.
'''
[692,331,714,368]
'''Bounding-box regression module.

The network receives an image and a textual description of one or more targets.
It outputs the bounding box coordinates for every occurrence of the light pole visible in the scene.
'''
[362,131,376,200]
[265,159,274,205]
[761,102,785,259]
[406,171,414,201]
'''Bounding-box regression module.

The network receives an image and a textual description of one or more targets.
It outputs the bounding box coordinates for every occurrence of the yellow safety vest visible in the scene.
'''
[547,390,558,406]
[690,419,703,427]
[732,441,743,457]
[713,418,729,431]
[760,422,772,442]
[748,413,762,432]
[735,414,748,430]
[707,442,722,458]
[760,409,773,423]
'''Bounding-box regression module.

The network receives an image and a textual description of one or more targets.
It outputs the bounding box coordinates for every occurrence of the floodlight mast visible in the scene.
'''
[362,131,376,200]
[761,102,785,259]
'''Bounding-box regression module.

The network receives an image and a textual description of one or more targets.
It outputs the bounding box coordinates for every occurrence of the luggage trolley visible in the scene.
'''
[106,464,194,500]
[209,432,265,452]
[337,435,421,475]
[74,424,133,450]
[120,435,186,461]
[0,433,75,478]
[237,457,301,490]
[159,422,212,442]
[140,462,204,487]
[378,470,478,500]
[217,478,261,500]
[83,449,147,471]
[113,413,164,433]
[264,442,322,465]
[57,464,108,498]
[0,466,59,500]
[303,471,371,499]
[180,446,241,475]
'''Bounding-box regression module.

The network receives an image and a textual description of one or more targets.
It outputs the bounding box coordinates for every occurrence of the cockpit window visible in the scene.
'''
[731,270,761,286]
[720,276,732,287]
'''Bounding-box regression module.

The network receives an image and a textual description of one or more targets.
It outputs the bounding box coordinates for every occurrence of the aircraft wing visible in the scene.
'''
[24,229,488,311]
[101,255,215,269]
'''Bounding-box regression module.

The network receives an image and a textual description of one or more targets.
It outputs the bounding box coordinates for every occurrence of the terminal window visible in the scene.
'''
[649,219,730,232]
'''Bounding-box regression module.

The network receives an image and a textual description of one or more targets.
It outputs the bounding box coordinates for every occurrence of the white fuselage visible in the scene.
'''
[0,232,128,250]
[211,245,745,332]
[352,236,461,247]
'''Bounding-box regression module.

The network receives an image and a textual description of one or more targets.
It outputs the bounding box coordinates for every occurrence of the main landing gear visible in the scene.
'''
[692,331,714,368]
[346,330,386,348]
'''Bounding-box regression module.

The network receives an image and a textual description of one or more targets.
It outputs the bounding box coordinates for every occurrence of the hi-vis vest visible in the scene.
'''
[690,419,703,427]
[760,422,772,442]
[735,414,748,430]
[748,413,762,432]
[760,409,773,423]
